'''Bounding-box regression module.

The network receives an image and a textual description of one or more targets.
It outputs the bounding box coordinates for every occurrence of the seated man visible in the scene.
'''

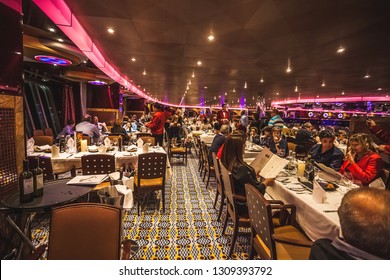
[296,122,314,154]
[208,123,229,164]
[75,114,101,144]
[310,129,344,171]
[309,188,390,260]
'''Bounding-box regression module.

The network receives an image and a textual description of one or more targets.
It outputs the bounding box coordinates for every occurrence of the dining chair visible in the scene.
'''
[167,137,188,165]
[211,153,225,222]
[32,129,45,136]
[201,141,215,188]
[140,136,155,146]
[27,156,76,182]
[81,154,116,175]
[219,162,251,257]
[136,132,152,138]
[287,142,297,153]
[32,135,53,146]
[134,152,167,215]
[44,128,53,136]
[244,183,312,260]
[47,203,131,259]
[105,134,123,149]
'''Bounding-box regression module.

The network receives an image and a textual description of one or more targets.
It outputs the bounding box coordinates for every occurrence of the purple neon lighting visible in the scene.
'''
[34,55,72,65]
[88,80,107,85]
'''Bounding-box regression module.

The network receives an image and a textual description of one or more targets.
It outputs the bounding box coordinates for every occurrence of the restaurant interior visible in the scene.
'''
[1,0,389,260]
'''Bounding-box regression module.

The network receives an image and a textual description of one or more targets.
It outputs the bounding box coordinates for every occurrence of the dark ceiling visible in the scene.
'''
[30,0,390,106]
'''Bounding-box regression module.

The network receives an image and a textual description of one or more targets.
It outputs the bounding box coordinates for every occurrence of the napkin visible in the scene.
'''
[88,145,98,152]
[115,177,134,209]
[127,145,138,152]
[137,138,144,148]
[104,137,111,147]
[312,180,326,203]
[67,137,75,153]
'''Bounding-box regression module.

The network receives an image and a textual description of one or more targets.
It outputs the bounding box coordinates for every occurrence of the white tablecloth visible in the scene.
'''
[266,178,342,241]
[31,146,172,178]
[200,133,216,145]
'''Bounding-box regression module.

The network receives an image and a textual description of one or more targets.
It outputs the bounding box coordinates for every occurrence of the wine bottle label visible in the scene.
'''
[36,174,44,189]
[24,177,33,194]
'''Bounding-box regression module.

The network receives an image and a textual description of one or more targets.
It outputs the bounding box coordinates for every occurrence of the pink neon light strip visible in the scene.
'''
[1,0,21,12]
[272,96,389,106]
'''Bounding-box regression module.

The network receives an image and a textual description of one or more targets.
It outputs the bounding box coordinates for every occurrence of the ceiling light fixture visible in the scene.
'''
[377,88,382,91]
[260,77,264,83]
[286,57,292,73]
[225,92,227,96]
[48,27,56,32]
[58,38,64,42]
[207,33,215,41]
[131,57,136,62]
[341,91,345,95]
[244,81,247,89]
[294,85,298,92]
[364,72,370,79]
[337,45,345,54]
[142,69,146,75]
[321,79,326,87]
[188,80,191,85]
[192,71,195,78]
[107,27,115,34]
[197,60,202,66]
[233,88,236,93]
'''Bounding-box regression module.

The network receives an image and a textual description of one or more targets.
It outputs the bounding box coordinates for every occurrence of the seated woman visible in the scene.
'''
[339,133,383,186]
[268,126,288,158]
[248,127,261,145]
[220,133,273,215]
[111,119,130,143]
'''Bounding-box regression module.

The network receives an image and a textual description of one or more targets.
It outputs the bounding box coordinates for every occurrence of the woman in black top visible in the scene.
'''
[220,133,273,214]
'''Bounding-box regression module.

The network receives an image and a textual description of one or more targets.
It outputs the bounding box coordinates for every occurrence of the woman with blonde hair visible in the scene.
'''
[339,133,382,186]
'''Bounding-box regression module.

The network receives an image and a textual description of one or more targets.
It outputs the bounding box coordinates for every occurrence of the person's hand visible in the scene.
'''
[345,150,356,164]
[263,178,275,186]
[379,145,386,152]
[366,119,376,128]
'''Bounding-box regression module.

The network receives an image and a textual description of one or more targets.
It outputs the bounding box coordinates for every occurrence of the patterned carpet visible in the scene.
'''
[31,151,251,260]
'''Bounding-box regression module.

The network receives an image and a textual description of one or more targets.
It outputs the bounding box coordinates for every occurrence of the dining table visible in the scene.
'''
[2,178,95,259]
[30,145,172,178]
[265,176,343,241]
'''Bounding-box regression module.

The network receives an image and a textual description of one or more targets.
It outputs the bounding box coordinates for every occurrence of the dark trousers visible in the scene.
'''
[153,134,163,146]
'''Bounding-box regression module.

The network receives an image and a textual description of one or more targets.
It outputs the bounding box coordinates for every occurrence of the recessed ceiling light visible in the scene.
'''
[260,77,264,83]
[197,60,202,66]
[207,34,215,41]
[364,73,370,78]
[58,38,64,42]
[131,57,136,62]
[204,86,207,89]
[321,79,326,87]
[82,60,87,63]
[377,88,382,91]
[48,27,56,32]
[337,46,345,54]
[341,91,345,95]
[142,69,146,75]
[107,28,115,34]
[244,81,247,89]
[286,57,292,73]
[192,71,195,78]
[294,85,298,92]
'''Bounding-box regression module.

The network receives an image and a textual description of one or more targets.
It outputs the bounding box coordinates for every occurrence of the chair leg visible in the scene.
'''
[222,211,229,235]
[162,188,165,213]
[249,230,255,260]
[206,172,210,188]
[229,219,239,257]
[217,195,225,222]
[213,190,219,209]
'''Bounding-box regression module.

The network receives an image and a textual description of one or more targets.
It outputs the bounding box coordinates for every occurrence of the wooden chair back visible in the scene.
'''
[81,154,116,175]
[48,203,122,260]
[33,135,53,146]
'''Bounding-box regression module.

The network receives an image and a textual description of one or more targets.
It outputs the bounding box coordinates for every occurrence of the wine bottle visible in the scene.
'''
[19,159,34,203]
[32,157,44,197]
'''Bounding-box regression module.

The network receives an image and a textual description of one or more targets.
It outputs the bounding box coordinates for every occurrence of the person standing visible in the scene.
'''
[366,119,390,154]
[217,104,230,124]
[239,110,249,130]
[145,104,166,146]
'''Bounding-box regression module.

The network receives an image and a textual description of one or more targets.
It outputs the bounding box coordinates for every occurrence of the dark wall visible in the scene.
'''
[87,83,120,109]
